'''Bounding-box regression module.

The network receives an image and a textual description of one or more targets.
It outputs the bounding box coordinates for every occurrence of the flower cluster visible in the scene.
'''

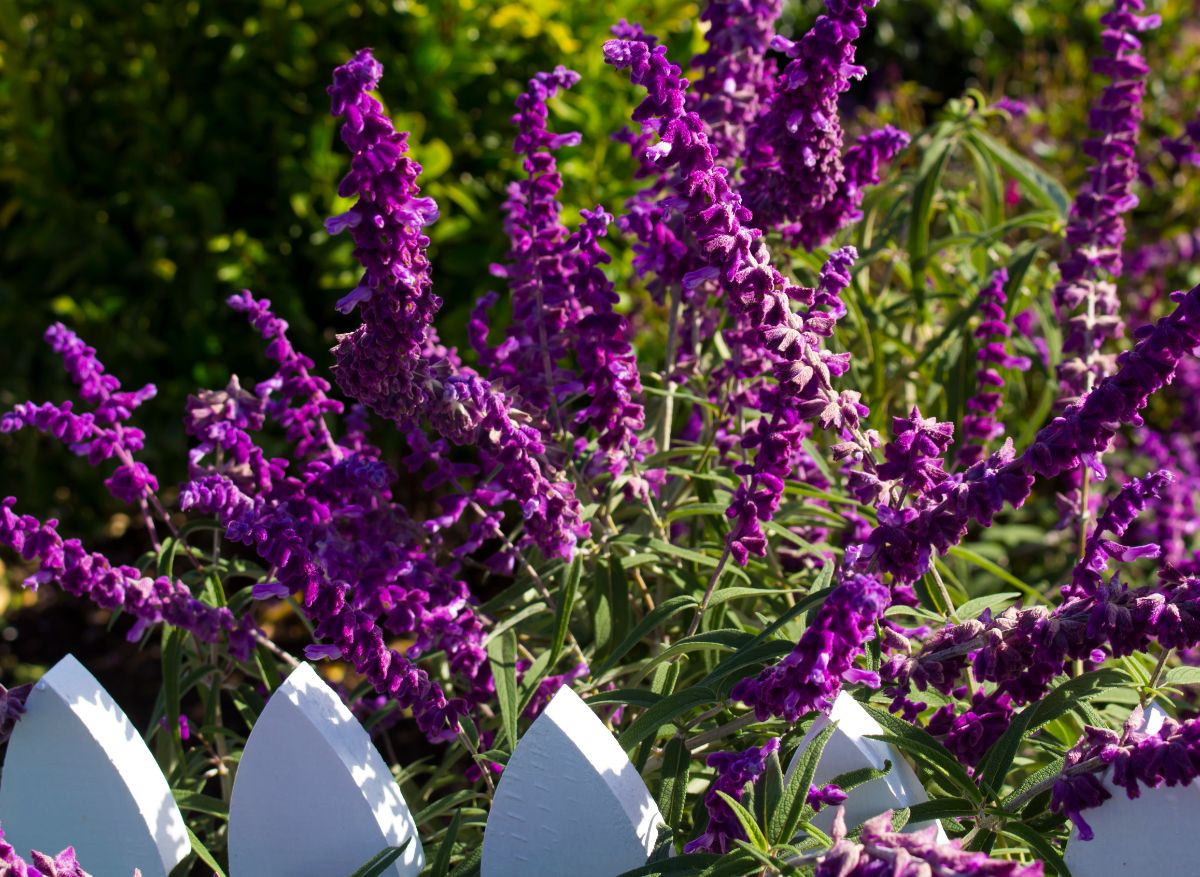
[325,49,586,561]
[1052,708,1200,840]
[226,290,343,458]
[1052,0,1159,401]
[733,572,889,720]
[734,281,1200,722]
[565,207,649,479]
[880,471,1192,748]
[959,268,1031,467]
[1,325,157,506]
[0,498,256,659]
[1161,111,1200,167]
[0,682,31,745]
[690,0,782,162]
[876,407,955,499]
[478,67,583,415]
[604,38,874,567]
[181,296,490,740]
[685,737,780,854]
[740,0,903,247]
[812,810,1043,876]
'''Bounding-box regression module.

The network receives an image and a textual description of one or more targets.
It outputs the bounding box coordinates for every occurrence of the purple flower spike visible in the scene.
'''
[326,49,585,560]
[877,407,955,498]
[1053,713,1200,840]
[732,572,889,721]
[1053,0,1159,402]
[691,0,783,162]
[606,39,873,564]
[740,281,1200,721]
[0,682,32,745]
[2,325,159,506]
[685,738,780,854]
[485,67,584,414]
[960,268,1031,466]
[0,497,257,660]
[740,0,905,248]
[814,810,1043,875]
[567,207,649,479]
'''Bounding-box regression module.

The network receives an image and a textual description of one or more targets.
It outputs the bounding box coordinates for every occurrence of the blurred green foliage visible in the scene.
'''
[0,0,698,532]
[0,0,1197,535]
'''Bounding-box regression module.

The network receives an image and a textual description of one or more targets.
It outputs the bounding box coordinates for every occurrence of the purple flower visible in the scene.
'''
[1127,228,1200,279]
[1052,710,1200,840]
[3,325,159,506]
[1072,470,1171,595]
[483,67,585,415]
[876,407,955,498]
[325,49,586,561]
[740,0,904,248]
[685,738,780,854]
[565,207,649,479]
[0,683,32,745]
[227,291,344,458]
[606,39,875,563]
[813,810,1043,875]
[1052,0,1159,401]
[690,0,783,162]
[0,497,256,660]
[740,281,1200,721]
[733,572,889,721]
[1161,111,1200,167]
[926,689,1015,767]
[959,268,1030,466]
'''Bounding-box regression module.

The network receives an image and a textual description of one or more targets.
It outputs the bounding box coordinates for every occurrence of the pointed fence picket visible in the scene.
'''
[481,686,661,877]
[0,655,1140,877]
[227,663,425,877]
[0,654,190,877]
[789,692,947,841]
[1060,705,1198,877]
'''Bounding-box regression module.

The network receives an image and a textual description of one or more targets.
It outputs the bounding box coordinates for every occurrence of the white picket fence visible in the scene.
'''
[0,655,1155,876]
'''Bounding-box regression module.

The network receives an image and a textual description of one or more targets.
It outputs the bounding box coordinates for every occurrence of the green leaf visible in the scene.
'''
[905,797,977,822]
[657,736,691,826]
[550,554,582,666]
[946,546,1041,601]
[956,592,1021,620]
[1002,759,1064,810]
[978,668,1127,796]
[516,648,557,717]
[758,751,784,834]
[715,791,769,851]
[488,629,520,750]
[827,761,891,794]
[595,595,698,677]
[429,811,461,877]
[706,586,807,608]
[968,130,1070,218]
[771,722,837,844]
[610,854,723,877]
[161,625,185,758]
[618,685,717,750]
[1001,822,1071,876]
[447,847,483,877]
[1165,666,1200,686]
[173,789,229,819]
[347,840,413,877]
[907,133,957,308]
[185,825,227,877]
[586,689,664,709]
[863,705,983,802]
